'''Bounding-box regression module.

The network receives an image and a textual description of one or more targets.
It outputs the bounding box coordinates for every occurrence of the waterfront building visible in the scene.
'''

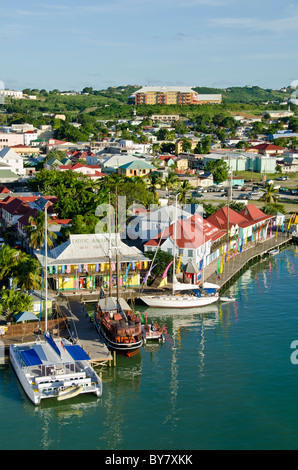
[144,213,226,268]
[129,86,222,106]
[34,233,148,292]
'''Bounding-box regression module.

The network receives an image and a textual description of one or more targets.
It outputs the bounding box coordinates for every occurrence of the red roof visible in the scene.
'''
[145,214,225,249]
[0,186,10,193]
[247,143,285,151]
[208,205,273,231]
[207,206,247,231]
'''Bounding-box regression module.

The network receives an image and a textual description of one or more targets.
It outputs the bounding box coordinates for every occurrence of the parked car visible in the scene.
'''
[233,185,243,190]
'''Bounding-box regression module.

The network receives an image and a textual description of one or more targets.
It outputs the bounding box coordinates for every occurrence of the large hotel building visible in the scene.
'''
[129,86,222,105]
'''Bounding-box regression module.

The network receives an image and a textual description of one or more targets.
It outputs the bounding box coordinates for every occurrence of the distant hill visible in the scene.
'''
[194,85,291,104]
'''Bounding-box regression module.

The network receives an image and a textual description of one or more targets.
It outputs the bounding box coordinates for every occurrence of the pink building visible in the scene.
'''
[0,133,24,150]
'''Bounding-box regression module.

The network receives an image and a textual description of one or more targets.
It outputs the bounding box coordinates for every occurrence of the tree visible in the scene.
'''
[27,211,57,250]
[205,159,229,183]
[165,172,179,198]
[177,180,193,204]
[148,174,164,201]
[0,245,19,282]
[259,183,279,205]
[14,253,42,291]
[0,290,33,322]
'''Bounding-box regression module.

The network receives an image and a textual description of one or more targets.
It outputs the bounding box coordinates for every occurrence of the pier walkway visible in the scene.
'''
[204,232,292,291]
[58,299,113,366]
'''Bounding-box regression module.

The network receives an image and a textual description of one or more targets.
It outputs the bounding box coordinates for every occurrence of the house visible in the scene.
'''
[144,213,225,269]
[127,205,190,241]
[57,163,106,180]
[0,147,25,175]
[34,233,149,291]
[207,205,274,246]
[118,160,154,177]
[246,143,286,156]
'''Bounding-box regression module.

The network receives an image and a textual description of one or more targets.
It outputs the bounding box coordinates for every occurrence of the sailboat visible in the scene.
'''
[9,206,102,405]
[140,196,219,309]
[93,193,143,356]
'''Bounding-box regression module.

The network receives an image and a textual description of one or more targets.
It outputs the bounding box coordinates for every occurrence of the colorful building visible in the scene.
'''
[130,87,222,106]
[35,233,149,291]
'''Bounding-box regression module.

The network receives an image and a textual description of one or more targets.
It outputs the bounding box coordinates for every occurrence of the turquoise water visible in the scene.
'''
[1,246,298,450]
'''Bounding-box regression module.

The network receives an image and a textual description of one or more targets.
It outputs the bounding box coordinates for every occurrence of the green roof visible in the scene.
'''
[0,170,19,179]
[119,160,154,170]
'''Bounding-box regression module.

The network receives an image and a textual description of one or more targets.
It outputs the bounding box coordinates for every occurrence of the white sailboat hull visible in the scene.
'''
[140,294,219,309]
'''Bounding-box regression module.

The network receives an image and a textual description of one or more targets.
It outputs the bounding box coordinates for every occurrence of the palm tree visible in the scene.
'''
[148,174,164,201]
[0,289,33,322]
[260,183,279,205]
[14,253,42,291]
[0,245,19,282]
[27,211,57,250]
[177,180,193,205]
[165,172,179,199]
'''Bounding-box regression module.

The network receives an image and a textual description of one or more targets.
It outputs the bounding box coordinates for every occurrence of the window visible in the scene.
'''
[167,248,172,255]
[188,250,193,257]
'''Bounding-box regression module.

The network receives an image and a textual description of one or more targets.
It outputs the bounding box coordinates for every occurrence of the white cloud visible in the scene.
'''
[208,13,298,33]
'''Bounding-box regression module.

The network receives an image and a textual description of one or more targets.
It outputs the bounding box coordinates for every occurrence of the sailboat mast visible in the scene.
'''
[115,188,120,303]
[44,204,48,333]
[108,193,112,297]
[172,195,178,296]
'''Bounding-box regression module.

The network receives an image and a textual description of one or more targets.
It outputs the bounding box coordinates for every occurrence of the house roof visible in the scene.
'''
[35,233,147,266]
[119,160,154,170]
[247,143,285,151]
[145,213,225,249]
[208,205,273,231]
[207,206,247,231]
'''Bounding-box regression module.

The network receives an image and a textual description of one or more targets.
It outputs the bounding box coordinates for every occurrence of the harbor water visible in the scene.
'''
[1,246,298,450]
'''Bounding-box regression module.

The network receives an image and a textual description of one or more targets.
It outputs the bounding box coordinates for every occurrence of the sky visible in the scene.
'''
[1,0,298,92]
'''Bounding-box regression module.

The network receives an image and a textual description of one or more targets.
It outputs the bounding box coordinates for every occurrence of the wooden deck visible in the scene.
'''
[57,300,113,366]
[205,232,292,292]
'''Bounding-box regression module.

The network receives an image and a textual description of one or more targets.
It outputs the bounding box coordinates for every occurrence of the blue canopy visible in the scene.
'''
[15,311,38,323]
[44,331,61,358]
[64,345,90,361]
[20,348,43,367]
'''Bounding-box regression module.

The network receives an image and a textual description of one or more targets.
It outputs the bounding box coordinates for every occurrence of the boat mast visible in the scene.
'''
[172,194,178,296]
[108,193,112,298]
[44,203,48,333]
[115,187,120,304]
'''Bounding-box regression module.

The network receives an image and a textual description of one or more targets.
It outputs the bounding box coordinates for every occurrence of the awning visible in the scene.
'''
[15,311,38,322]
[64,345,90,361]
[20,348,43,367]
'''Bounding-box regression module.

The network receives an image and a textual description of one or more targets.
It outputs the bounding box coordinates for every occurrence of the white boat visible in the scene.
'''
[269,249,279,256]
[140,197,219,310]
[9,206,102,405]
[10,336,102,405]
[219,296,236,302]
[140,291,218,309]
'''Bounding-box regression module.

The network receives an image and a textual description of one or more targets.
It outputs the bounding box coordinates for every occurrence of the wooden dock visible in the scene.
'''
[57,299,113,366]
[205,232,292,292]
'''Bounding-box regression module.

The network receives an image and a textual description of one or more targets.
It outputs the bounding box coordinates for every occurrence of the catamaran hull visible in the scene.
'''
[140,295,219,309]
[10,345,41,405]
[94,318,142,355]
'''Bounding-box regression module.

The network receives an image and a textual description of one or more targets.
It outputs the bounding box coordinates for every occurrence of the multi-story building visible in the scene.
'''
[129,87,222,105]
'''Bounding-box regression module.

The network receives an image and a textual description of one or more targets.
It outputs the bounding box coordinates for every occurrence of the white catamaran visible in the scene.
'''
[9,206,102,405]
[140,197,219,309]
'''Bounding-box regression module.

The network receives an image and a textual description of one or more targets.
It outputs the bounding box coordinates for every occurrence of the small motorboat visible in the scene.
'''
[268,249,279,256]
[142,321,165,343]
[57,385,83,401]
[219,296,236,302]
